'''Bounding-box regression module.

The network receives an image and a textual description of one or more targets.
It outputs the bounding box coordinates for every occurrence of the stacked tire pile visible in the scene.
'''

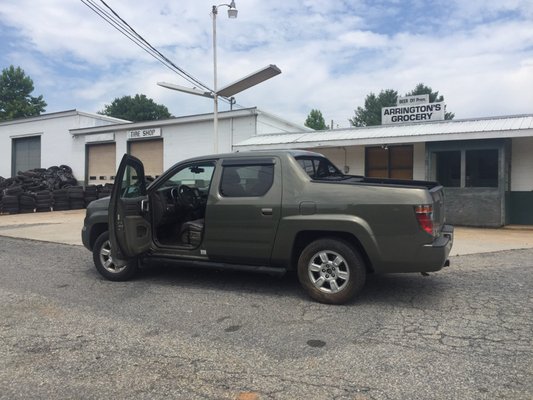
[0,185,23,214]
[19,193,37,213]
[1,165,80,214]
[84,185,99,206]
[1,165,116,214]
[97,183,114,198]
[52,189,70,211]
[67,186,85,209]
[35,190,53,212]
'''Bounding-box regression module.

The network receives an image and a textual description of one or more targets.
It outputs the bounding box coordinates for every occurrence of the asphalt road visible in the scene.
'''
[0,236,532,400]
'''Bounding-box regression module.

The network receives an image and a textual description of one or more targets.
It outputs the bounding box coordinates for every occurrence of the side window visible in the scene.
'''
[161,163,215,191]
[220,164,274,197]
[365,145,413,179]
[296,157,342,179]
[298,159,315,177]
[466,149,498,187]
[435,151,461,187]
[120,164,144,199]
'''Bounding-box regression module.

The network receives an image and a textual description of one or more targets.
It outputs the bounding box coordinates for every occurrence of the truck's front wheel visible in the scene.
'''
[297,238,366,304]
[93,231,138,281]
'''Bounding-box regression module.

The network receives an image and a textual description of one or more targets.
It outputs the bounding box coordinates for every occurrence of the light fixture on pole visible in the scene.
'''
[211,1,238,153]
[158,1,282,153]
[158,63,281,101]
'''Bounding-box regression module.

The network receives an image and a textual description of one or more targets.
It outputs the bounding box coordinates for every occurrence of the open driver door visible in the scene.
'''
[109,154,152,263]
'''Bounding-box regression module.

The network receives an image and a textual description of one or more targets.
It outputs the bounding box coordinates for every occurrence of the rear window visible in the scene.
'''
[296,156,342,179]
[220,164,274,197]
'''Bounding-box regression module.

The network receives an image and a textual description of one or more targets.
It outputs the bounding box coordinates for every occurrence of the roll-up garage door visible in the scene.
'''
[129,139,163,179]
[12,136,41,176]
[87,143,116,185]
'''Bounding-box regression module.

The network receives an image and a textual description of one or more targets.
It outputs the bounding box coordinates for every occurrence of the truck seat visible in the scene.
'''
[179,218,204,246]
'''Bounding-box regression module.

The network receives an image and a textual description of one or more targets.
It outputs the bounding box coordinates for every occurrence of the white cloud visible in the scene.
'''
[0,0,532,128]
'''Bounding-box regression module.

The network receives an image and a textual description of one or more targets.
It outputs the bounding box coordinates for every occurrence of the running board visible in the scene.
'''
[144,257,287,277]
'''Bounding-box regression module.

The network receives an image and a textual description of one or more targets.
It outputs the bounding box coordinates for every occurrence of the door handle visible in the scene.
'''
[141,199,149,213]
[261,208,273,216]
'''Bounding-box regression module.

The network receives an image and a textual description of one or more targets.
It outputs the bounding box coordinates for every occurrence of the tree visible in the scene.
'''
[0,65,47,121]
[405,83,454,120]
[349,89,398,127]
[99,94,172,122]
[305,109,328,130]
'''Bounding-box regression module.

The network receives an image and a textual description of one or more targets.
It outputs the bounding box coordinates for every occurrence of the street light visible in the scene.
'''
[158,1,281,153]
[212,1,238,153]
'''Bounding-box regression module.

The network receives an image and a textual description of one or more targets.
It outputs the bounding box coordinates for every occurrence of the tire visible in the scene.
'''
[297,238,366,305]
[92,231,138,281]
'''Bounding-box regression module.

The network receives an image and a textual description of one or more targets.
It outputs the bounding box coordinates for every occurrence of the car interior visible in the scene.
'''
[147,161,275,248]
[150,163,215,248]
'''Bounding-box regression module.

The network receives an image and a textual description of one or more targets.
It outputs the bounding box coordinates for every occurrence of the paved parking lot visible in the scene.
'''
[0,211,532,399]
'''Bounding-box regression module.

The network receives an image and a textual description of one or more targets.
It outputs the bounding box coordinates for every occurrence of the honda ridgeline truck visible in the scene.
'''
[82,150,453,304]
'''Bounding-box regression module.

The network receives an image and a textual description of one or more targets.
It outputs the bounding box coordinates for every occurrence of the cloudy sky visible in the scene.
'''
[1,0,532,128]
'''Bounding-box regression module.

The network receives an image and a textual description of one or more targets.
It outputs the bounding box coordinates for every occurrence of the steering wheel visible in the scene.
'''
[171,185,199,210]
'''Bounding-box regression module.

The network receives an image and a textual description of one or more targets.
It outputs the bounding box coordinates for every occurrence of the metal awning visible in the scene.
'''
[234,114,533,150]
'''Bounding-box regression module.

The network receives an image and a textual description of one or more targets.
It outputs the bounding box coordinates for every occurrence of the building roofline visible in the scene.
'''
[256,109,311,131]
[70,107,260,135]
[0,109,130,126]
[325,113,533,133]
[234,114,533,150]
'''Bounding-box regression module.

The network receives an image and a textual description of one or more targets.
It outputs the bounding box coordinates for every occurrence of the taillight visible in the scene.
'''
[415,205,434,236]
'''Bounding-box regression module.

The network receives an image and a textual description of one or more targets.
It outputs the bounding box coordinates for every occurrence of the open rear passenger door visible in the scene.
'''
[109,154,152,262]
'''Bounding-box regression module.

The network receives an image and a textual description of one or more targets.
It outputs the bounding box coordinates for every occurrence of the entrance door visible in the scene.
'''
[87,142,116,185]
[129,139,163,179]
[12,136,41,176]
[109,154,151,261]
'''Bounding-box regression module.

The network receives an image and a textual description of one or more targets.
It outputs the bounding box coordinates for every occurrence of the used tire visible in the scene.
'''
[93,231,138,281]
[297,238,366,305]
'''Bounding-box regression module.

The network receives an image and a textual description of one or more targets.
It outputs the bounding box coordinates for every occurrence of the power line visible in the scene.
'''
[99,0,211,91]
[80,0,241,107]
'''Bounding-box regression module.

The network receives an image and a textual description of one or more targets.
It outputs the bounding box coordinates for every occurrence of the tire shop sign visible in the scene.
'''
[127,127,161,139]
[382,95,445,124]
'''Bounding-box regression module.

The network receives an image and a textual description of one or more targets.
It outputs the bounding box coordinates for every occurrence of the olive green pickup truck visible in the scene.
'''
[82,150,453,304]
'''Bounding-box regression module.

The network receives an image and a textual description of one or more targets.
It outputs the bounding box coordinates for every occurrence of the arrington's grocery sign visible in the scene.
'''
[382,95,445,124]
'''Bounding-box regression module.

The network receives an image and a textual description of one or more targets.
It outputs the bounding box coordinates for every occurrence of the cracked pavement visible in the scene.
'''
[0,236,532,399]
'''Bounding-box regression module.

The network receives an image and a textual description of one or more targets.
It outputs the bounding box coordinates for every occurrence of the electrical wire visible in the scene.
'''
[80,0,241,106]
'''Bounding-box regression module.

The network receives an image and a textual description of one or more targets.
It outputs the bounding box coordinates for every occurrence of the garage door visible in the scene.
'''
[129,139,163,179]
[87,143,116,185]
[12,136,41,176]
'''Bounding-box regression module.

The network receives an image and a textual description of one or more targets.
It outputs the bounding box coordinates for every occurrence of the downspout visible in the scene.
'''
[341,146,349,174]
[230,97,235,151]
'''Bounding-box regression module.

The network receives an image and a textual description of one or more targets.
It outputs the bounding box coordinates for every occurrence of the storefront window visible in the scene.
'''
[366,145,413,179]
[434,148,499,188]
[435,151,460,187]
[466,149,498,187]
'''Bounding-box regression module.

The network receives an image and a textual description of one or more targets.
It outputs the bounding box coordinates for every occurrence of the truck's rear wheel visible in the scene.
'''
[93,231,138,281]
[297,238,366,304]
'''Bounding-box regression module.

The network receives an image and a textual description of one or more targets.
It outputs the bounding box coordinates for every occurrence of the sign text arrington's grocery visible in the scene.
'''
[382,102,445,124]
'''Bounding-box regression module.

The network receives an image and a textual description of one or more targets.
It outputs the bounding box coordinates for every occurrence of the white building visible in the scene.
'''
[2,107,532,227]
[0,107,307,185]
[0,110,126,179]
[234,114,533,227]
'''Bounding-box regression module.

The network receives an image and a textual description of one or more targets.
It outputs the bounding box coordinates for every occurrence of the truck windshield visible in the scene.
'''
[295,156,345,180]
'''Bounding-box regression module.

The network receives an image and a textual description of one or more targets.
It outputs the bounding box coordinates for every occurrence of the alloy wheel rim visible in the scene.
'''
[99,240,126,273]
[307,250,350,293]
